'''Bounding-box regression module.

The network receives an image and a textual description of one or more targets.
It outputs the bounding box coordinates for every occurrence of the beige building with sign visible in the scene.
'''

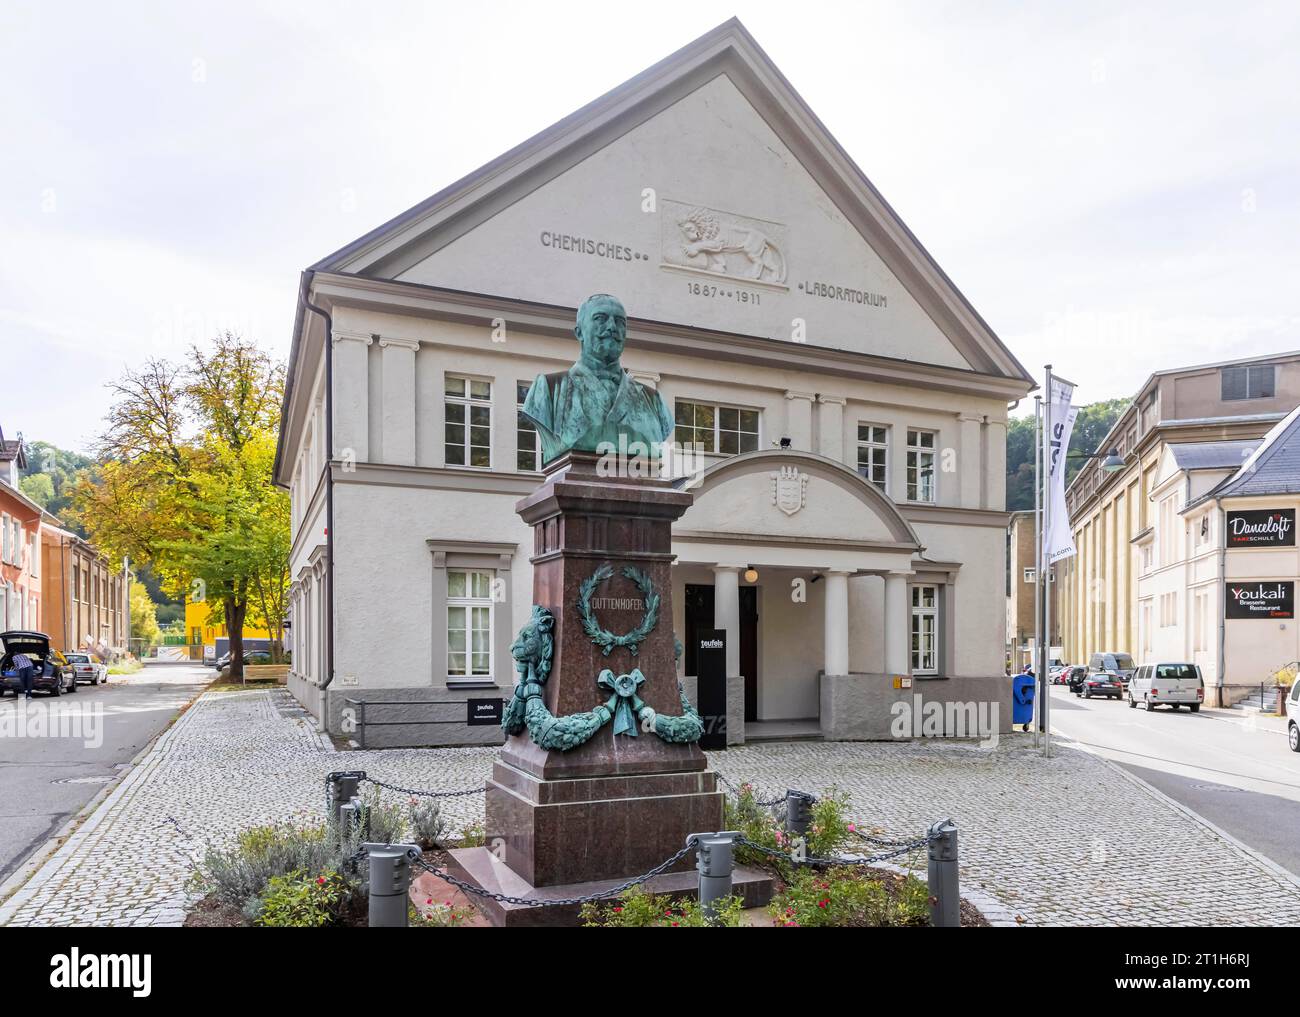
[1134,407,1300,704]
[274,20,1033,747]
[1060,351,1300,699]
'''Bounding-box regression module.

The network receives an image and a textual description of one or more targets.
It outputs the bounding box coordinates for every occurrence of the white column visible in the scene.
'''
[818,395,845,463]
[784,391,815,451]
[378,336,419,466]
[984,417,1006,510]
[331,331,372,462]
[823,569,850,677]
[712,565,742,679]
[884,571,911,676]
[958,412,984,509]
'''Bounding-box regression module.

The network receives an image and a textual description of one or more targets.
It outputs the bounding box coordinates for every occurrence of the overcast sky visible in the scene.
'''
[3,0,1298,452]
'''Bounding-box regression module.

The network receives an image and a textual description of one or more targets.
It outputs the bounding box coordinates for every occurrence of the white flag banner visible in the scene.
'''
[1045,376,1078,564]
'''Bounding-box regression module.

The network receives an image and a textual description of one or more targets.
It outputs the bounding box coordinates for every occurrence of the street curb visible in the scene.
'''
[0,681,209,921]
[1055,730,1300,897]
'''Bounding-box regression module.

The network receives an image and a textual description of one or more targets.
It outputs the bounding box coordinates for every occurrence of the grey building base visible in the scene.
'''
[820,672,1012,741]
[287,672,324,726]
[726,674,745,745]
[287,678,508,748]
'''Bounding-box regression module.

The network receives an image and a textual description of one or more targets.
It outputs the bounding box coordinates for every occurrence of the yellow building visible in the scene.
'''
[185,599,273,658]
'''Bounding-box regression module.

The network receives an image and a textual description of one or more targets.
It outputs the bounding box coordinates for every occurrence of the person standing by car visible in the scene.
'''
[11,651,35,700]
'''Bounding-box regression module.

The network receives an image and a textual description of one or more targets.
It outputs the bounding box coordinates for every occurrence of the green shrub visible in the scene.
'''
[193,820,341,909]
[359,788,409,845]
[251,870,349,927]
[724,783,853,875]
[407,797,448,850]
[410,897,474,927]
[580,884,744,927]
[457,820,487,848]
[769,866,929,928]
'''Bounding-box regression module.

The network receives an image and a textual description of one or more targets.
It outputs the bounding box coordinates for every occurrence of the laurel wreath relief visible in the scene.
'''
[577,563,660,656]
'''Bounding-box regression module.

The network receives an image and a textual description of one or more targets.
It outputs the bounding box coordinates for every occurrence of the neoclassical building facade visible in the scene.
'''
[275,20,1033,746]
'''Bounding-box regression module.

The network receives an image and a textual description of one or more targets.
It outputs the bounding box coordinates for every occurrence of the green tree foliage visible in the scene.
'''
[129,582,162,646]
[72,334,289,678]
[1005,397,1130,511]
[17,441,93,525]
[18,473,54,507]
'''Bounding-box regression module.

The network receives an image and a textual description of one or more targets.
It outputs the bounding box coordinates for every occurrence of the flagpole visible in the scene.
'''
[1042,365,1054,758]
[1032,396,1042,749]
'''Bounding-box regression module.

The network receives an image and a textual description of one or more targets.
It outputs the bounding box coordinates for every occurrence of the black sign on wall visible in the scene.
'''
[1225,581,1294,619]
[466,698,504,726]
[1226,509,1296,547]
[695,629,728,751]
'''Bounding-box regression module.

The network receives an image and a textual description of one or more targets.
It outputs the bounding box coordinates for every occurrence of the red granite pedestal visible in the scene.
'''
[452,450,772,924]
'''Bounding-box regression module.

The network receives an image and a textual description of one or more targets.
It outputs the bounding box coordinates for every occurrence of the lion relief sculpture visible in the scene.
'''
[676,207,786,284]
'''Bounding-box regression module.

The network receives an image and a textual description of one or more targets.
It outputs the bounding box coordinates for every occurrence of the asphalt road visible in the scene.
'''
[0,662,210,887]
[1046,683,1300,877]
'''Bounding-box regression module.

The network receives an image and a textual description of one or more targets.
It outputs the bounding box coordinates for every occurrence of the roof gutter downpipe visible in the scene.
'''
[300,271,336,696]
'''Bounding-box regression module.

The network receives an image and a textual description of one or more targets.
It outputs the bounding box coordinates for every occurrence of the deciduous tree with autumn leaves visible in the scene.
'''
[73,334,289,680]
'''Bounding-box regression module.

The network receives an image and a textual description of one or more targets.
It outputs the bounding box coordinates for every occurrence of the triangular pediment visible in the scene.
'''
[315,19,1031,382]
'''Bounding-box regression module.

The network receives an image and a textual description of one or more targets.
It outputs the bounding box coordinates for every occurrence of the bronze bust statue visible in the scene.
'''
[520,294,674,464]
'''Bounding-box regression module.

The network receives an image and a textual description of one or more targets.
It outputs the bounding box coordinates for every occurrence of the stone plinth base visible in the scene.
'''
[445,846,774,927]
[486,760,724,885]
[819,672,1013,740]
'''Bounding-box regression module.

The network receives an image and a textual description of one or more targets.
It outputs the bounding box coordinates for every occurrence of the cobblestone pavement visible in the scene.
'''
[3,687,1299,926]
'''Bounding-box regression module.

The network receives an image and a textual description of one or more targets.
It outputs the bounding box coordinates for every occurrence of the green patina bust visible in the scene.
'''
[521,294,673,464]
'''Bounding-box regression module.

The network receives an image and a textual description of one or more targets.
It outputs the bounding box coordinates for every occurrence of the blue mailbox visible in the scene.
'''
[1012,673,1036,732]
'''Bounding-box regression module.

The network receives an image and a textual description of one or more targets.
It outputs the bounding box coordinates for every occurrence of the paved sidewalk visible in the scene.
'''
[3,687,1300,926]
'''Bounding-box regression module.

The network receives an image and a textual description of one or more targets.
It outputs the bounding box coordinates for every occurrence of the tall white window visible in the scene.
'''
[516,381,541,472]
[444,376,492,468]
[856,424,888,493]
[1,514,9,564]
[674,401,760,454]
[911,584,939,675]
[447,569,493,682]
[906,429,937,503]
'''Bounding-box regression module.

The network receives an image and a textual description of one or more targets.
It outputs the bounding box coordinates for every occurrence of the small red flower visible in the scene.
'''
[316,876,326,885]
[818,899,829,908]
[613,907,623,913]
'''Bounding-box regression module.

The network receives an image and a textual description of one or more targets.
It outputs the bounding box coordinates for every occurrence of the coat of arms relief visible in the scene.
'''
[770,466,808,516]
[660,199,788,286]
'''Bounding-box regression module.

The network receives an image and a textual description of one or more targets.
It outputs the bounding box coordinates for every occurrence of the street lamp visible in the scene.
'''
[1068,447,1126,473]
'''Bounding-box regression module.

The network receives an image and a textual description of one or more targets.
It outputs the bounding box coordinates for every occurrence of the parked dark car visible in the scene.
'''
[0,631,76,697]
[1080,670,1124,700]
[214,650,280,674]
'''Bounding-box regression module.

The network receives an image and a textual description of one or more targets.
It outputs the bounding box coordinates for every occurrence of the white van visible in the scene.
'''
[1128,663,1204,712]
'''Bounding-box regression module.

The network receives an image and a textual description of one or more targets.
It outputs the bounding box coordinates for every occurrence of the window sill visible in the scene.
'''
[444,680,503,690]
